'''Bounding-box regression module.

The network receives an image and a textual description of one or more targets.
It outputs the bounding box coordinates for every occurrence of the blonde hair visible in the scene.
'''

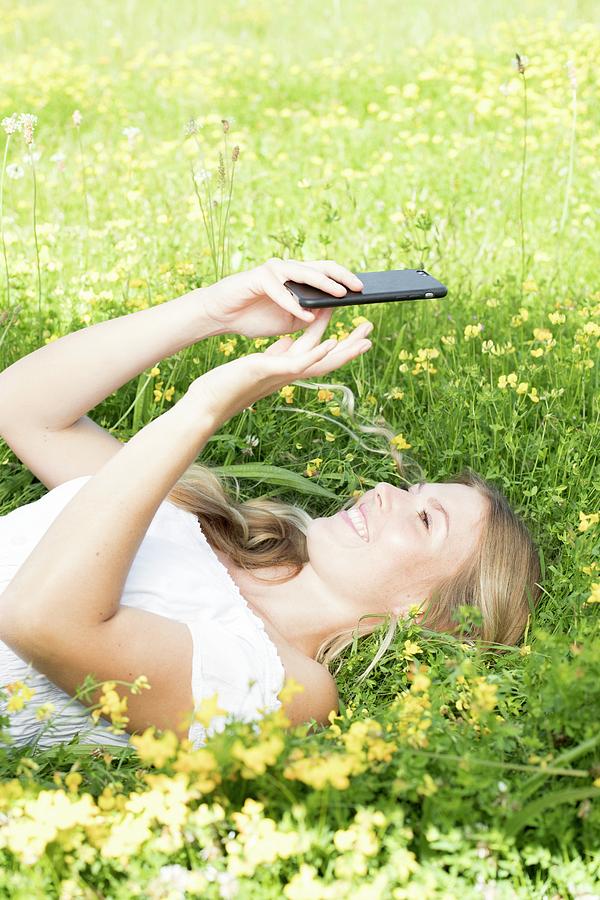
[167,464,542,682]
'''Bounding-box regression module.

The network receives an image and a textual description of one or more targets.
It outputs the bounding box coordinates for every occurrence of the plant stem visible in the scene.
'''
[77,126,90,268]
[0,134,11,307]
[558,75,577,271]
[30,148,43,345]
[223,147,238,277]
[192,132,219,281]
[518,63,528,299]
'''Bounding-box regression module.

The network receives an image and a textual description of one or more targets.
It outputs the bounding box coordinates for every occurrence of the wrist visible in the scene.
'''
[171,287,228,341]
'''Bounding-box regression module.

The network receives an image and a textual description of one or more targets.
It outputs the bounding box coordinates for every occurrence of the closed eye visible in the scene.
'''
[419,510,430,530]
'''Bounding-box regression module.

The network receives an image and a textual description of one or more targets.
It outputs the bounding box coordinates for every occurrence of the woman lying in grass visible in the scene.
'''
[0,258,542,750]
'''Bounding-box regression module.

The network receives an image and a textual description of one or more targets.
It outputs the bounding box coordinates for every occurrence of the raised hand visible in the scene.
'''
[200,257,364,338]
[182,309,373,429]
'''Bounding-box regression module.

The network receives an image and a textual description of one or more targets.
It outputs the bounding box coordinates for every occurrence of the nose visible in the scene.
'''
[375,482,396,510]
[375,481,413,511]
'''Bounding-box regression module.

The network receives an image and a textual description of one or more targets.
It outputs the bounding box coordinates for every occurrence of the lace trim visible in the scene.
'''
[180,508,286,697]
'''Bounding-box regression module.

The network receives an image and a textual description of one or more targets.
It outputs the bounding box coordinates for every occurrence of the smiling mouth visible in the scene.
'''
[342,505,369,541]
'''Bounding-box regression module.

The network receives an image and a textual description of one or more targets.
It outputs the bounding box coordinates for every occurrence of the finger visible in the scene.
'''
[287,307,333,354]
[330,319,374,351]
[272,259,349,297]
[302,338,372,378]
[261,267,316,323]
[302,259,364,292]
[263,336,295,356]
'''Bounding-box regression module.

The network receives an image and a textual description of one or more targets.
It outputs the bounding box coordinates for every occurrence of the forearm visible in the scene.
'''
[0,287,226,431]
[0,391,217,634]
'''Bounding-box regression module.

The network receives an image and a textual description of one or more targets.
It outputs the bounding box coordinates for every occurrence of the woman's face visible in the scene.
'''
[306,481,489,616]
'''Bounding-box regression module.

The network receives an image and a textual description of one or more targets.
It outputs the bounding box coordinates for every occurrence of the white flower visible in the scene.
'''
[19,113,38,145]
[193,167,211,184]
[1,113,22,135]
[5,163,24,180]
[23,149,41,165]
[122,126,141,144]
[72,109,82,127]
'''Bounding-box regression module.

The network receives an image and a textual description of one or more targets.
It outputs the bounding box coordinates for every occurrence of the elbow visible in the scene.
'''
[0,593,51,666]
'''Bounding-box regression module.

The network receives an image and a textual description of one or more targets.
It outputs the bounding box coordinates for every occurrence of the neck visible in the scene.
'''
[211,547,377,660]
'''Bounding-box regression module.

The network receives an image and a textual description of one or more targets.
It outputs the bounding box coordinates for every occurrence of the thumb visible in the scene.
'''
[263,336,295,356]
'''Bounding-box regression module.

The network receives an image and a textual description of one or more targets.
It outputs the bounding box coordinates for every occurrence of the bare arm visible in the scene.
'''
[0,392,217,634]
[0,287,225,432]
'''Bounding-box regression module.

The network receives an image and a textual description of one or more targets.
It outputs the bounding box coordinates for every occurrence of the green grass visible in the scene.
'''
[0,1,599,897]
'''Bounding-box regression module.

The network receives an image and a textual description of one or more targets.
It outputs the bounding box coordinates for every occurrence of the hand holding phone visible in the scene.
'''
[285,268,448,309]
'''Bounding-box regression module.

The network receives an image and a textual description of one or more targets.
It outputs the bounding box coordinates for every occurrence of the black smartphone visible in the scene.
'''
[285,268,448,309]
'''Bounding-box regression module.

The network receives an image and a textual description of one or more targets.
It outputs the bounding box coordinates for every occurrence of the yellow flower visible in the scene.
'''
[65,772,83,793]
[231,733,285,778]
[516,382,529,395]
[470,678,498,715]
[324,432,336,442]
[578,512,599,533]
[219,338,238,357]
[351,315,371,327]
[464,323,482,340]
[585,583,600,604]
[511,308,530,327]
[385,387,405,400]
[402,83,419,99]
[129,726,180,767]
[91,682,129,729]
[35,702,56,721]
[335,321,350,340]
[193,692,229,729]
[530,348,545,358]
[304,457,323,478]
[391,433,412,450]
[533,328,553,342]
[5,681,35,713]
[149,366,161,377]
[522,280,538,293]
[403,640,423,659]
[131,674,151,694]
[548,311,566,325]
[317,388,334,402]
[280,385,295,404]
[528,387,540,403]
[441,334,456,346]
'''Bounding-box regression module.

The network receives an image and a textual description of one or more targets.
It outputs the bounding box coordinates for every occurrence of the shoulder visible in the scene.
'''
[275,641,340,729]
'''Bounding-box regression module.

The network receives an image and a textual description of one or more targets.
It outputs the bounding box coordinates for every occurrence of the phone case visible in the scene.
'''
[285,268,448,309]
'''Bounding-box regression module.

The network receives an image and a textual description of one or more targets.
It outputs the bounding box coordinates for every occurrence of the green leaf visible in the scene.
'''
[210,463,340,499]
[504,786,600,838]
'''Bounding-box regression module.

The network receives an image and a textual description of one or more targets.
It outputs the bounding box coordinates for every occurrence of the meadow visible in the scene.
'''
[0,0,599,896]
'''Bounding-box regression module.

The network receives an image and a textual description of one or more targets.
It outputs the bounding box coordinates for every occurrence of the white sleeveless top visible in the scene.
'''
[0,475,286,751]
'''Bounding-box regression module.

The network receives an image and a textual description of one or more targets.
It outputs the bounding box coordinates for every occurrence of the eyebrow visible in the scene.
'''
[416,482,450,538]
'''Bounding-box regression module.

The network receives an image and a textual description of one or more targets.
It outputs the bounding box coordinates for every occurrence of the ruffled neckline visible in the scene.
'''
[180,508,286,689]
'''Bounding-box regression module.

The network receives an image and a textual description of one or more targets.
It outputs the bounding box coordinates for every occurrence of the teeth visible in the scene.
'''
[348,506,368,540]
